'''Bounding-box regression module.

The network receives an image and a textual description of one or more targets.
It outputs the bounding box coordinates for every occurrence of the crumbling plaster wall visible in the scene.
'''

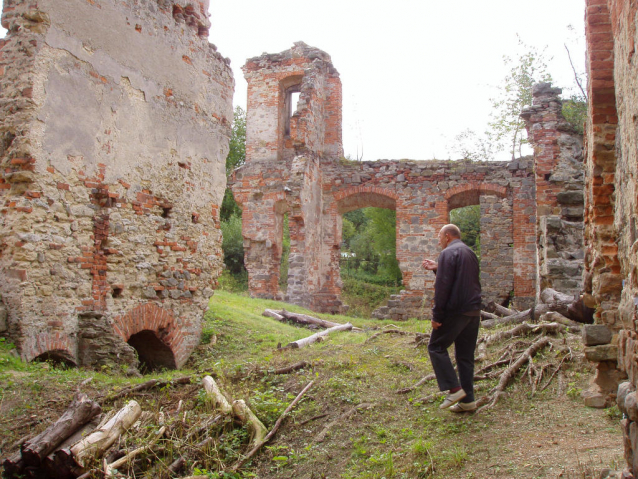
[0,0,233,368]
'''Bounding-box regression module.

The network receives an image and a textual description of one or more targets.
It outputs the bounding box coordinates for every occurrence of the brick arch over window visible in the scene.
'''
[113,303,186,368]
[22,331,76,365]
[335,186,398,214]
[445,183,508,211]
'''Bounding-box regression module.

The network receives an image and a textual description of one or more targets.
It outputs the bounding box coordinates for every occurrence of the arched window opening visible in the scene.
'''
[33,350,77,368]
[284,86,301,136]
[128,330,177,372]
[449,204,481,260]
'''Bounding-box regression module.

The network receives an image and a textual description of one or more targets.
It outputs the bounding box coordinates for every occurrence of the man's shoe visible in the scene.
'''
[439,389,467,409]
[449,401,477,413]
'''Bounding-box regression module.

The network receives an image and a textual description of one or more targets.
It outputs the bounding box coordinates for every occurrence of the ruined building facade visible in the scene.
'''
[582,0,638,474]
[231,42,550,320]
[0,0,233,369]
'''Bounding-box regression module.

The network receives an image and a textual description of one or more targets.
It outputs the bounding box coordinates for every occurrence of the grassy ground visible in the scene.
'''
[0,292,625,478]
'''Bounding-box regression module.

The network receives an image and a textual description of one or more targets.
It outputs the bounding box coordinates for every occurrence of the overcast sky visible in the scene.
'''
[0,1,586,161]
[211,0,586,161]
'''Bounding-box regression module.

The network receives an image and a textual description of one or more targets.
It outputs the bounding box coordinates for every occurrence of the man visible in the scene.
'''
[422,224,481,412]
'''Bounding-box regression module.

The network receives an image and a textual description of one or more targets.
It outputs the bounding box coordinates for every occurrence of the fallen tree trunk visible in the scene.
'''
[283,322,353,349]
[265,309,362,332]
[104,376,191,403]
[21,393,102,468]
[263,309,285,321]
[480,310,499,320]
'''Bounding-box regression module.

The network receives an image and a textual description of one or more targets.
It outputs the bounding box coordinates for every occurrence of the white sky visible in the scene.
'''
[211,0,587,161]
[0,0,586,161]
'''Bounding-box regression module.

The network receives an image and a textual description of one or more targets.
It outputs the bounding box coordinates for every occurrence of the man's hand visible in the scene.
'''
[431,321,442,330]
[422,259,438,271]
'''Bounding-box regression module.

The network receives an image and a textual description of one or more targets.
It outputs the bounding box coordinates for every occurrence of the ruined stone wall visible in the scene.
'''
[0,0,233,368]
[521,83,585,298]
[583,0,638,474]
[232,44,538,320]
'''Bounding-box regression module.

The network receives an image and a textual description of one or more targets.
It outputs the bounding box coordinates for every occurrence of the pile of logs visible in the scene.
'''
[3,375,312,479]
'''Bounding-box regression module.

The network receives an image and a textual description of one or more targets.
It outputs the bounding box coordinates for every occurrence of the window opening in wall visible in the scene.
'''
[339,207,402,317]
[284,86,301,136]
[450,204,481,260]
[161,207,172,218]
[127,330,177,372]
[112,287,123,298]
[279,213,290,292]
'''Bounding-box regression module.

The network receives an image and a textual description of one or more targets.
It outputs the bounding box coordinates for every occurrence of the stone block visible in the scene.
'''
[583,324,613,346]
[581,386,608,408]
[0,302,6,333]
[619,382,635,412]
[585,344,618,362]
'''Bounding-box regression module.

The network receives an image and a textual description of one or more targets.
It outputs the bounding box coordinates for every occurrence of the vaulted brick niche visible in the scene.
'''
[231,43,538,319]
[0,0,234,369]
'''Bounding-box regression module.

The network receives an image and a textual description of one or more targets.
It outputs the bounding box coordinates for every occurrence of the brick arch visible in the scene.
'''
[445,182,508,211]
[22,331,76,365]
[334,186,398,214]
[113,303,183,367]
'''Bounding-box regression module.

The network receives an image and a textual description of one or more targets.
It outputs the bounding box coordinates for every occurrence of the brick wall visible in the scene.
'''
[584,0,638,474]
[0,0,233,369]
[231,44,538,319]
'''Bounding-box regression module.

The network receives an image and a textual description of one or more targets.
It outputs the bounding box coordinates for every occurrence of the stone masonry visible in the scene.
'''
[0,0,233,368]
[230,43,538,320]
[521,83,585,298]
[582,0,638,474]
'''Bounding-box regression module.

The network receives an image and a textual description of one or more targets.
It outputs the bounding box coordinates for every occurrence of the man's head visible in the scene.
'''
[438,224,461,249]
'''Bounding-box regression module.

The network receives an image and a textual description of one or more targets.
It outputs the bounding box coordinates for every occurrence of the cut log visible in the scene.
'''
[271,309,363,332]
[270,361,310,375]
[20,393,102,468]
[56,400,142,471]
[283,322,353,349]
[232,400,267,449]
[538,311,582,333]
[202,376,233,415]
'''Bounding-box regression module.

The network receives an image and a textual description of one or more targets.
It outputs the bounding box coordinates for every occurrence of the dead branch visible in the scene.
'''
[232,380,314,471]
[365,328,412,343]
[270,361,310,375]
[297,413,328,426]
[539,348,574,393]
[488,302,518,317]
[480,309,533,329]
[396,373,436,394]
[263,309,286,321]
[314,402,374,443]
[481,322,570,347]
[104,376,191,403]
[282,322,353,349]
[104,425,166,476]
[232,400,267,449]
[538,311,582,333]
[481,310,499,320]
[477,337,551,414]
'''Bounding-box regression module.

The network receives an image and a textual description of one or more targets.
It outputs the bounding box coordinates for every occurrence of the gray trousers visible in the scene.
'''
[427,314,480,403]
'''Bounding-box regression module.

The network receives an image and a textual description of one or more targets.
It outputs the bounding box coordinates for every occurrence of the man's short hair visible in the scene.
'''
[441,224,461,238]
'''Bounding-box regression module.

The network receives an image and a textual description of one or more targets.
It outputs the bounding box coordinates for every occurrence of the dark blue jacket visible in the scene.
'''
[432,239,482,323]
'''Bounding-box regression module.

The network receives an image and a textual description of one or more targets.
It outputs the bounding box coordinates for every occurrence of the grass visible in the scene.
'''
[0,292,626,479]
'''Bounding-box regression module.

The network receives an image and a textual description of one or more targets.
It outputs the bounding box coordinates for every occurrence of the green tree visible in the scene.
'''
[220,106,247,274]
[221,106,246,222]
[450,205,481,258]
[487,36,552,159]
